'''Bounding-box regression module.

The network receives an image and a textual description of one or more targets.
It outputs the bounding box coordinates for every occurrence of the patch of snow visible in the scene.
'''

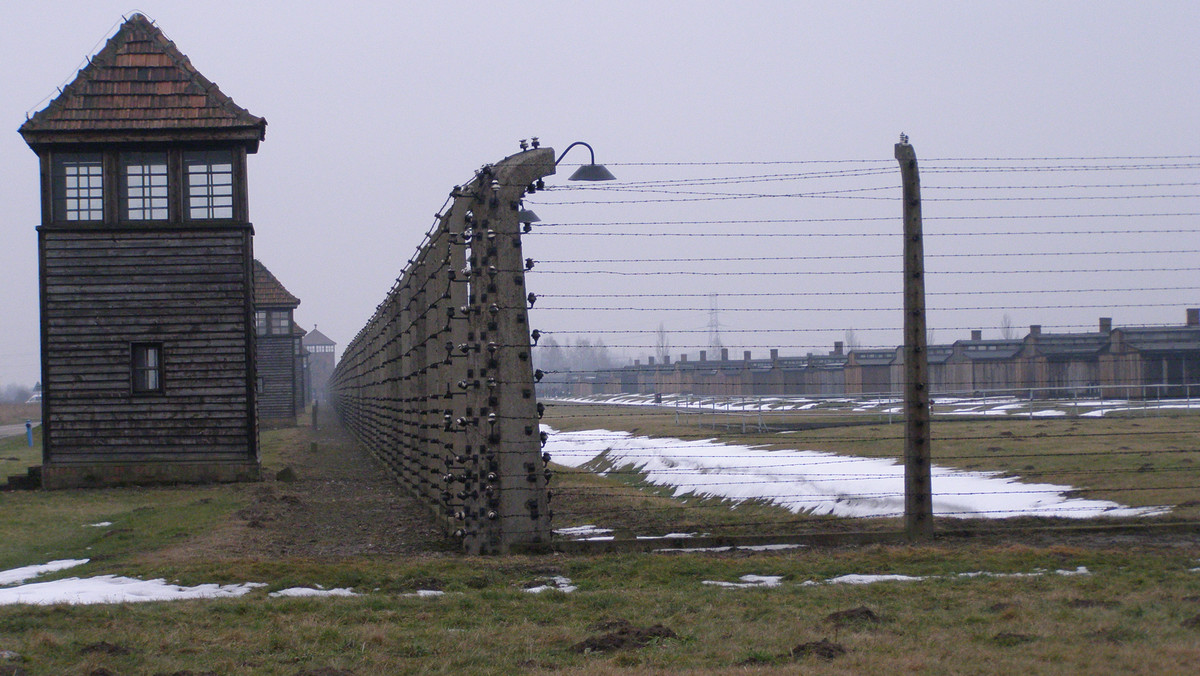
[269,587,357,598]
[542,427,1160,520]
[0,559,89,587]
[703,574,783,588]
[808,573,927,585]
[0,575,266,606]
[84,522,113,528]
[524,576,576,594]
[655,543,805,553]
[403,590,445,598]
[554,525,613,538]
[803,566,1091,586]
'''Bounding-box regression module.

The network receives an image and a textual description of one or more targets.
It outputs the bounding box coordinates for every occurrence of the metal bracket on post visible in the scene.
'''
[896,136,934,541]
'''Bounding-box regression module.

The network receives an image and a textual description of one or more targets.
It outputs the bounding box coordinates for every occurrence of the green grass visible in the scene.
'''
[0,425,41,482]
[1,410,1199,673]
[2,546,1199,674]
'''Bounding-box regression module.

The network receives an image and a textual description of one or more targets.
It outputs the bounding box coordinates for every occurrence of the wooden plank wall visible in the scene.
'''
[41,227,255,463]
[257,334,296,420]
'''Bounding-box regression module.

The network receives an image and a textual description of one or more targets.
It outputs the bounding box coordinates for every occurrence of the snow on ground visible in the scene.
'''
[699,567,1092,590]
[0,575,265,605]
[656,543,805,553]
[0,560,451,606]
[553,525,614,539]
[543,427,1161,519]
[0,559,88,586]
[804,566,1091,586]
[703,574,783,588]
[269,586,357,598]
[549,392,1200,418]
[524,576,577,594]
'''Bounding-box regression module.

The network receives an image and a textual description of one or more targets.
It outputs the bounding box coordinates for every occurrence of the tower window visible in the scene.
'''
[132,343,164,394]
[52,153,104,221]
[122,152,169,220]
[184,150,234,220]
[271,311,291,335]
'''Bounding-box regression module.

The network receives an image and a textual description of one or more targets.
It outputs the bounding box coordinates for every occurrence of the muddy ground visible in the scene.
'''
[151,407,453,563]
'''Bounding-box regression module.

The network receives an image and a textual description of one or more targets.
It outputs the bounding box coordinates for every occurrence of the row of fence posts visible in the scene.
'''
[328,148,557,554]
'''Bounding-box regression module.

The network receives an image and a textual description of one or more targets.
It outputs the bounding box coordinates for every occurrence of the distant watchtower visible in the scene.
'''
[19,14,266,488]
[302,326,337,403]
[254,260,304,425]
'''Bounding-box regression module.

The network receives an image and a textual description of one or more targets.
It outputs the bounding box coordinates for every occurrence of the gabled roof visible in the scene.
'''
[954,339,1023,361]
[253,260,300,309]
[1116,326,1200,353]
[303,327,336,347]
[1028,332,1109,357]
[19,13,266,147]
[847,350,896,366]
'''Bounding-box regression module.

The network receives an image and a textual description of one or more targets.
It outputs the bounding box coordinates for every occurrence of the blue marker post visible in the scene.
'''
[25,419,33,447]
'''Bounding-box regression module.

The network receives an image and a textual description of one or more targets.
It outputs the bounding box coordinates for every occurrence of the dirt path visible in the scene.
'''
[155,406,454,562]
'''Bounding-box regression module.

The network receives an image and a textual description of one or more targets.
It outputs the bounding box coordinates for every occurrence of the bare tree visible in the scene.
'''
[654,322,670,363]
[1000,313,1016,340]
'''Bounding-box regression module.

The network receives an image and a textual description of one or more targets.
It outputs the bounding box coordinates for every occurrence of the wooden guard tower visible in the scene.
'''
[19,14,266,488]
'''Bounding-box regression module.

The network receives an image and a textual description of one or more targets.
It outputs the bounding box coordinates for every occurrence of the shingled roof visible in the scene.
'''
[254,260,300,309]
[19,13,266,147]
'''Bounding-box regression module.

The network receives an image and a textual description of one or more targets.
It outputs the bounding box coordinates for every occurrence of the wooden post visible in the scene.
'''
[896,137,934,540]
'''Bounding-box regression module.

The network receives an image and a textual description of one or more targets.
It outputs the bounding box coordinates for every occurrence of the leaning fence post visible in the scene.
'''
[896,136,934,541]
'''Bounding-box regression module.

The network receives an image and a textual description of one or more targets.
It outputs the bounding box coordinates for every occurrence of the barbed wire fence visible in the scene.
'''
[329,148,555,555]
[520,147,1200,546]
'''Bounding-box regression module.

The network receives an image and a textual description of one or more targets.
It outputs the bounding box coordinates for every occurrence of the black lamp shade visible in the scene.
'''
[568,163,616,181]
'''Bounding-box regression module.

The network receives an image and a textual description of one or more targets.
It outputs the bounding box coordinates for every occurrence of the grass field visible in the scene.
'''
[1,404,1198,674]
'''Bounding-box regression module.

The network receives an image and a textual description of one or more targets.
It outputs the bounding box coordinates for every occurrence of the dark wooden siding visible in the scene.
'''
[41,227,255,463]
[257,334,296,420]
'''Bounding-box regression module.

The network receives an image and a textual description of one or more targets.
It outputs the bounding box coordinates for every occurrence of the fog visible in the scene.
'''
[2,1,1197,385]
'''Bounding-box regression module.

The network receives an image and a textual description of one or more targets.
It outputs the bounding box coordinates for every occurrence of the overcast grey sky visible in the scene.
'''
[2,1,1198,385]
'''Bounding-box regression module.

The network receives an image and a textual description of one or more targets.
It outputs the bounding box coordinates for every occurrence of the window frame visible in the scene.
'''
[131,343,165,395]
[183,149,236,221]
[52,152,105,222]
[270,310,291,336]
[120,151,170,221]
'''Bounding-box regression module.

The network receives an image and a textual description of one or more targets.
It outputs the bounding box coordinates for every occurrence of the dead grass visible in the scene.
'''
[3,545,1199,674]
[0,403,40,426]
[1,406,1198,674]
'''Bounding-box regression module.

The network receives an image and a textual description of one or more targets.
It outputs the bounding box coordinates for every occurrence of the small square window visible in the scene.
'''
[255,310,268,337]
[271,311,291,335]
[132,343,164,394]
